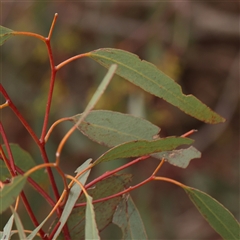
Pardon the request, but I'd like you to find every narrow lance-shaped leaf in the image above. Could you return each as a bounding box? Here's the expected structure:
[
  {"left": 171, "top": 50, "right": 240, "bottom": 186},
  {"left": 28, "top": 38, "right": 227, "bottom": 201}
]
[
  {"left": 85, "top": 194, "right": 100, "bottom": 240},
  {"left": 27, "top": 159, "right": 92, "bottom": 240},
  {"left": 51, "top": 159, "right": 92, "bottom": 240},
  {"left": 1, "top": 215, "right": 14, "bottom": 240},
  {"left": 0, "top": 26, "right": 14, "bottom": 45},
  {"left": 0, "top": 175, "right": 27, "bottom": 214},
  {"left": 183, "top": 186, "right": 240, "bottom": 240},
  {"left": 88, "top": 48, "right": 225, "bottom": 124},
  {"left": 11, "top": 206, "right": 26, "bottom": 240},
  {"left": 74, "top": 64, "right": 117, "bottom": 130},
  {"left": 113, "top": 195, "right": 148, "bottom": 240},
  {"left": 93, "top": 137, "right": 193, "bottom": 166}
]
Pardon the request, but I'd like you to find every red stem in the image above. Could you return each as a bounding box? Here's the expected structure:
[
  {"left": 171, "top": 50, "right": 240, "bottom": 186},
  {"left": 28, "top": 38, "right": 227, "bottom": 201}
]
[
  {"left": 76, "top": 175, "right": 153, "bottom": 208},
  {"left": 85, "top": 155, "right": 150, "bottom": 190},
  {"left": 20, "top": 191, "right": 48, "bottom": 239},
  {"left": 40, "top": 23, "right": 71, "bottom": 240},
  {"left": 0, "top": 124, "right": 47, "bottom": 238},
  {"left": 1, "top": 15, "right": 72, "bottom": 239},
  {"left": 73, "top": 155, "right": 151, "bottom": 208},
  {"left": 0, "top": 84, "right": 39, "bottom": 144},
  {"left": 16, "top": 166, "right": 55, "bottom": 207},
  {"left": 37, "top": 38, "right": 71, "bottom": 239},
  {"left": 0, "top": 147, "right": 14, "bottom": 177},
  {"left": 36, "top": 38, "right": 63, "bottom": 208},
  {"left": 1, "top": 83, "right": 61, "bottom": 204},
  {"left": 40, "top": 39, "right": 56, "bottom": 143},
  {"left": 0, "top": 123, "right": 16, "bottom": 172},
  {"left": 48, "top": 222, "right": 61, "bottom": 240}
]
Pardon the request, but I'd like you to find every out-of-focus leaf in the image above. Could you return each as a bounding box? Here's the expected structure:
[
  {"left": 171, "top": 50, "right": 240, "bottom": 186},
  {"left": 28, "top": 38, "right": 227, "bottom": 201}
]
[
  {"left": 11, "top": 206, "right": 26, "bottom": 239},
  {"left": 67, "top": 174, "right": 132, "bottom": 239},
  {"left": 1, "top": 144, "right": 49, "bottom": 190},
  {"left": 0, "top": 26, "right": 14, "bottom": 45},
  {"left": 51, "top": 159, "right": 92, "bottom": 240},
  {"left": 0, "top": 175, "right": 27, "bottom": 213},
  {"left": 72, "top": 110, "right": 160, "bottom": 147},
  {"left": 85, "top": 194, "right": 100, "bottom": 240},
  {"left": 1, "top": 215, "right": 14, "bottom": 240},
  {"left": 113, "top": 195, "right": 148, "bottom": 240},
  {"left": 74, "top": 64, "right": 117, "bottom": 132},
  {"left": 93, "top": 137, "right": 193, "bottom": 166},
  {"left": 88, "top": 48, "right": 225, "bottom": 124},
  {"left": 184, "top": 186, "right": 240, "bottom": 240},
  {"left": 153, "top": 146, "right": 201, "bottom": 168}
]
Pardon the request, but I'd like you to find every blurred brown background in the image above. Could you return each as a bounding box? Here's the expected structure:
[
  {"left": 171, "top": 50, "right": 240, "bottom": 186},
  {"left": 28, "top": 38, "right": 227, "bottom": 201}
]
[{"left": 1, "top": 2, "right": 239, "bottom": 239}]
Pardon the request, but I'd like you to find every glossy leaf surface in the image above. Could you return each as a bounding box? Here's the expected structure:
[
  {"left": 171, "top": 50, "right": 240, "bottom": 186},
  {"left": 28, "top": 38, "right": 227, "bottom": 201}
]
[{"left": 88, "top": 48, "right": 225, "bottom": 124}]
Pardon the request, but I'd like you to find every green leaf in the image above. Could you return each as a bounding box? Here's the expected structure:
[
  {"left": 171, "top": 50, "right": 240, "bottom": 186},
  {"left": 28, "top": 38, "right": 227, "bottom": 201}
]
[
  {"left": 1, "top": 144, "right": 49, "bottom": 190},
  {"left": 0, "top": 175, "right": 27, "bottom": 213},
  {"left": 1, "top": 215, "right": 14, "bottom": 240},
  {"left": 28, "top": 159, "right": 92, "bottom": 240},
  {"left": 183, "top": 186, "right": 240, "bottom": 240},
  {"left": 113, "top": 195, "right": 148, "bottom": 240},
  {"left": 0, "top": 26, "right": 14, "bottom": 45},
  {"left": 153, "top": 146, "right": 201, "bottom": 168},
  {"left": 72, "top": 111, "right": 199, "bottom": 168},
  {"left": 93, "top": 137, "right": 193, "bottom": 166},
  {"left": 11, "top": 206, "right": 26, "bottom": 239},
  {"left": 51, "top": 159, "right": 92, "bottom": 240},
  {"left": 67, "top": 174, "right": 132, "bottom": 239},
  {"left": 88, "top": 48, "right": 225, "bottom": 124},
  {"left": 74, "top": 64, "right": 117, "bottom": 131},
  {"left": 85, "top": 194, "right": 100, "bottom": 240},
  {"left": 72, "top": 110, "right": 160, "bottom": 147}
]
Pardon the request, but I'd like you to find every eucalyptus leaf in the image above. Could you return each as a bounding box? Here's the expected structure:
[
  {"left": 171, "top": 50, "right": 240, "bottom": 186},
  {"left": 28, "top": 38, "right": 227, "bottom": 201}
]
[
  {"left": 51, "top": 159, "right": 92, "bottom": 239},
  {"left": 1, "top": 144, "right": 49, "bottom": 190},
  {"left": 74, "top": 64, "right": 117, "bottom": 130},
  {"left": 113, "top": 195, "right": 148, "bottom": 240},
  {"left": 1, "top": 215, "right": 14, "bottom": 240},
  {"left": 0, "top": 25, "right": 14, "bottom": 45},
  {"left": 72, "top": 110, "right": 160, "bottom": 147},
  {"left": 93, "top": 137, "right": 193, "bottom": 166},
  {"left": 0, "top": 175, "right": 27, "bottom": 214},
  {"left": 67, "top": 174, "right": 132, "bottom": 239},
  {"left": 11, "top": 206, "right": 26, "bottom": 239},
  {"left": 88, "top": 48, "right": 225, "bottom": 124},
  {"left": 153, "top": 146, "right": 201, "bottom": 168},
  {"left": 85, "top": 194, "right": 100, "bottom": 240},
  {"left": 184, "top": 186, "right": 240, "bottom": 240}
]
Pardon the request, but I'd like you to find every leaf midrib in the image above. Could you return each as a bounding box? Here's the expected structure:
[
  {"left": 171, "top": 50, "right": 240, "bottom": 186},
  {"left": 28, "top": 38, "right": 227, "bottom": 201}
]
[
  {"left": 190, "top": 189, "right": 238, "bottom": 239},
  {"left": 91, "top": 51, "right": 197, "bottom": 114}
]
